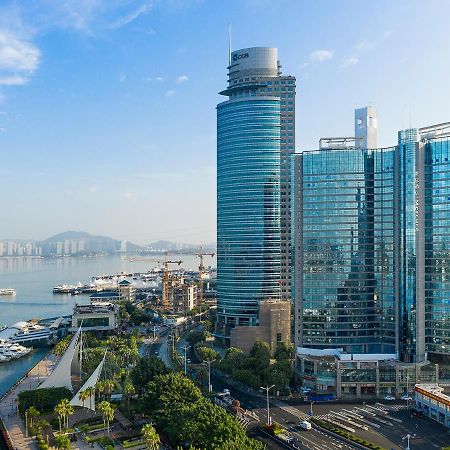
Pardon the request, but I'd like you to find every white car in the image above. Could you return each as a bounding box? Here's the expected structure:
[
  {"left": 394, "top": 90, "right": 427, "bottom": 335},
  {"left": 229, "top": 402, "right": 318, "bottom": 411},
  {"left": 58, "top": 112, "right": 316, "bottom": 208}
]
[
  {"left": 401, "top": 395, "right": 412, "bottom": 401},
  {"left": 384, "top": 395, "right": 396, "bottom": 401}
]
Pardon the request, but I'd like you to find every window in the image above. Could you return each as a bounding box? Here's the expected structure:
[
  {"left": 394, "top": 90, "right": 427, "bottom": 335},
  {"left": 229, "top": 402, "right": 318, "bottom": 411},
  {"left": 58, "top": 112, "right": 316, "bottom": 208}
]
[{"left": 277, "top": 332, "right": 282, "bottom": 342}]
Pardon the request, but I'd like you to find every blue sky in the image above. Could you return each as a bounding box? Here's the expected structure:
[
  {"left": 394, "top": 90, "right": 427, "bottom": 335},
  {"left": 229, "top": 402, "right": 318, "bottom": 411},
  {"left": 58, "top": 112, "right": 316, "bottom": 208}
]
[{"left": 1, "top": 0, "right": 450, "bottom": 244}]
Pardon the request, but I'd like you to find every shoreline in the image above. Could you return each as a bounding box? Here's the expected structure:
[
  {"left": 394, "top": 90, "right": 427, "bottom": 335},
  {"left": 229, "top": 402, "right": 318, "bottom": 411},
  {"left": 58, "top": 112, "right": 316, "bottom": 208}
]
[{"left": 0, "top": 350, "right": 54, "bottom": 450}]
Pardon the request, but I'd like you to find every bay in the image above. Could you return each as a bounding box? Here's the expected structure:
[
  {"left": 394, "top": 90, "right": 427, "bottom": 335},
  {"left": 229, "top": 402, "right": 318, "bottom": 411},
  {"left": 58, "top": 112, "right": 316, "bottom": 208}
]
[
  {"left": 0, "top": 253, "right": 216, "bottom": 398},
  {"left": 0, "top": 254, "right": 216, "bottom": 327}
]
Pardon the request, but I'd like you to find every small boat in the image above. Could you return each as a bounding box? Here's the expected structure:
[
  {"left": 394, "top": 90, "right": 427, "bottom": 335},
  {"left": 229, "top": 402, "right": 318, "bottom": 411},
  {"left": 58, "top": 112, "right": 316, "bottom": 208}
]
[{"left": 0, "top": 288, "right": 16, "bottom": 296}]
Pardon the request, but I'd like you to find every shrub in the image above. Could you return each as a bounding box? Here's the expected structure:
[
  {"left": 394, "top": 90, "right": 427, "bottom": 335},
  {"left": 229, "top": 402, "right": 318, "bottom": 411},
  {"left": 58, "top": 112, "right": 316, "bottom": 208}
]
[{"left": 18, "top": 387, "right": 72, "bottom": 414}]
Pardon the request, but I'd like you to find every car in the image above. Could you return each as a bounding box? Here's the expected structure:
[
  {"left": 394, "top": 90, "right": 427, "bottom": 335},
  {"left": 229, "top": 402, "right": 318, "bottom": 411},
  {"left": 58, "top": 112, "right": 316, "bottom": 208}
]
[
  {"left": 299, "top": 420, "right": 312, "bottom": 431},
  {"left": 401, "top": 395, "right": 412, "bottom": 401},
  {"left": 300, "top": 387, "right": 312, "bottom": 393},
  {"left": 384, "top": 395, "right": 396, "bottom": 401}
]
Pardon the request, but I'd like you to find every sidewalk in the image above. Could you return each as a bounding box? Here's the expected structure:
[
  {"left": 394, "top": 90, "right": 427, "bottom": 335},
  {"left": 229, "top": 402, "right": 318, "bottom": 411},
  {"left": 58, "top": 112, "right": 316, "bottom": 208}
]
[{"left": 0, "top": 353, "right": 56, "bottom": 450}]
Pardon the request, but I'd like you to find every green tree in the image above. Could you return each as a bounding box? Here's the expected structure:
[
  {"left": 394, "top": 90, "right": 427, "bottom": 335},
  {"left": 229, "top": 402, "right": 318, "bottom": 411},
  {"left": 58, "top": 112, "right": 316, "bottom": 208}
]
[
  {"left": 78, "top": 389, "right": 90, "bottom": 410},
  {"left": 97, "top": 400, "right": 111, "bottom": 431},
  {"left": 196, "top": 346, "right": 219, "bottom": 363},
  {"left": 54, "top": 434, "right": 71, "bottom": 450},
  {"left": 274, "top": 342, "right": 294, "bottom": 361},
  {"left": 141, "top": 423, "right": 160, "bottom": 450},
  {"left": 26, "top": 406, "right": 40, "bottom": 429},
  {"left": 123, "top": 381, "right": 136, "bottom": 416},
  {"left": 250, "top": 340, "right": 271, "bottom": 368},
  {"left": 185, "top": 330, "right": 208, "bottom": 346},
  {"left": 53, "top": 401, "right": 65, "bottom": 433},
  {"left": 85, "top": 386, "right": 95, "bottom": 410},
  {"left": 131, "top": 356, "right": 168, "bottom": 396}
]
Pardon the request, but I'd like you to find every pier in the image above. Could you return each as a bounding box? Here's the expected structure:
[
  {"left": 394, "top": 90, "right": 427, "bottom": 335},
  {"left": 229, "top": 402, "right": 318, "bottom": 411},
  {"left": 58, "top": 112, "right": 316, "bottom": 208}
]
[{"left": 0, "top": 353, "right": 56, "bottom": 449}]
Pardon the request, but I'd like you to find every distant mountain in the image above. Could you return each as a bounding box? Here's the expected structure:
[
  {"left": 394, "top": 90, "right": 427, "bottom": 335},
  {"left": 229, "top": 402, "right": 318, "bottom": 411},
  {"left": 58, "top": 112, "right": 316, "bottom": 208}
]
[
  {"left": 40, "top": 231, "right": 141, "bottom": 256},
  {"left": 44, "top": 231, "right": 116, "bottom": 243}
]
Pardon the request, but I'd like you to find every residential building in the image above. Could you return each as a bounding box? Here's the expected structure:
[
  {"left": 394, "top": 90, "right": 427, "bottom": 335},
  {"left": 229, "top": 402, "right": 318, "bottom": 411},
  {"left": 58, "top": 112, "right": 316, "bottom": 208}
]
[
  {"left": 216, "top": 46, "right": 295, "bottom": 345},
  {"left": 118, "top": 279, "right": 135, "bottom": 302}
]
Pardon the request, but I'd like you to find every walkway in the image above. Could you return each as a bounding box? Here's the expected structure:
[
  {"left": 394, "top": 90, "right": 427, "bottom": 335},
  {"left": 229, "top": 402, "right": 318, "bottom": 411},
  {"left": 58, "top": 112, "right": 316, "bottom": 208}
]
[{"left": 0, "top": 353, "right": 56, "bottom": 450}]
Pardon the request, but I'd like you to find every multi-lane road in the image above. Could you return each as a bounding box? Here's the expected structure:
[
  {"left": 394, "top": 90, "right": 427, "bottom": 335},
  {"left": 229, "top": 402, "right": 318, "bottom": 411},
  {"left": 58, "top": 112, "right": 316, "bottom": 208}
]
[{"left": 140, "top": 327, "right": 450, "bottom": 450}]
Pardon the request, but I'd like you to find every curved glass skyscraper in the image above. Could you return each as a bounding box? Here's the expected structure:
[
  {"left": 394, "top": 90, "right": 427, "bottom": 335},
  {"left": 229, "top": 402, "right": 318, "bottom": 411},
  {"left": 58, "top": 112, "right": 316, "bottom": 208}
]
[{"left": 216, "top": 47, "right": 292, "bottom": 340}]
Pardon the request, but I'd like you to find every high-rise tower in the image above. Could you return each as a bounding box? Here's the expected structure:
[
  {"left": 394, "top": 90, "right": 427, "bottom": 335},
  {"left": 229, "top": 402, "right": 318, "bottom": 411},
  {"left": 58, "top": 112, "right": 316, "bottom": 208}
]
[{"left": 216, "top": 47, "right": 295, "bottom": 343}]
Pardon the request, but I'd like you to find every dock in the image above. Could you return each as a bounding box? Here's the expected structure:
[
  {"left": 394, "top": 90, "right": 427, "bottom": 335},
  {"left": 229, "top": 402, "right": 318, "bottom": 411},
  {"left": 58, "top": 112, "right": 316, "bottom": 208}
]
[{"left": 0, "top": 353, "right": 56, "bottom": 449}]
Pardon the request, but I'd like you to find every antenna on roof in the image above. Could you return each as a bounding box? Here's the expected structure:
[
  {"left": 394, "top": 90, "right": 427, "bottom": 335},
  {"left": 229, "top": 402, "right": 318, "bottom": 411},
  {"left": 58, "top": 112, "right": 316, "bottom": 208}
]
[{"left": 228, "top": 22, "right": 232, "bottom": 66}]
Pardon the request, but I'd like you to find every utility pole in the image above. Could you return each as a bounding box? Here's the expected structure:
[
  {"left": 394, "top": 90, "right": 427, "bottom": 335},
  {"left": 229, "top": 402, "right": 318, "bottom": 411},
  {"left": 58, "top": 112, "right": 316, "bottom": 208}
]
[
  {"left": 260, "top": 385, "right": 275, "bottom": 426},
  {"left": 310, "top": 400, "right": 315, "bottom": 417},
  {"left": 402, "top": 433, "right": 416, "bottom": 450},
  {"left": 181, "top": 345, "right": 190, "bottom": 375}
]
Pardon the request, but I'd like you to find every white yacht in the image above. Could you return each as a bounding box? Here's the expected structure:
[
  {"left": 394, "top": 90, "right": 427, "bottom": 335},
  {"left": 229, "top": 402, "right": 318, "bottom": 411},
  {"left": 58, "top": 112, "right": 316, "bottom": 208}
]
[
  {"left": 0, "top": 340, "right": 31, "bottom": 361},
  {"left": 0, "top": 288, "right": 16, "bottom": 296}
]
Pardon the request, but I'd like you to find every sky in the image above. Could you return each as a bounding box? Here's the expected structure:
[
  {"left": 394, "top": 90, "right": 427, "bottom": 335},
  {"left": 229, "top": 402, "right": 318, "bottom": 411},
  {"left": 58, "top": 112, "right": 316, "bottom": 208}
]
[{"left": 1, "top": 0, "right": 450, "bottom": 245}]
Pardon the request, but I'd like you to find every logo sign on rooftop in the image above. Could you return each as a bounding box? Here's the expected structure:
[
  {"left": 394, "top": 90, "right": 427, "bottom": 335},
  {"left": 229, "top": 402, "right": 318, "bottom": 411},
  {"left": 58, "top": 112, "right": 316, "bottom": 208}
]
[{"left": 233, "top": 52, "right": 249, "bottom": 62}]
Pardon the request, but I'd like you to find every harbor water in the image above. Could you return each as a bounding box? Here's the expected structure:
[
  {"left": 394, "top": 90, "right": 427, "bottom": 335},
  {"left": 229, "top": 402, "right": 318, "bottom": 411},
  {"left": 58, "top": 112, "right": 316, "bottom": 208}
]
[{"left": 0, "top": 254, "right": 216, "bottom": 399}]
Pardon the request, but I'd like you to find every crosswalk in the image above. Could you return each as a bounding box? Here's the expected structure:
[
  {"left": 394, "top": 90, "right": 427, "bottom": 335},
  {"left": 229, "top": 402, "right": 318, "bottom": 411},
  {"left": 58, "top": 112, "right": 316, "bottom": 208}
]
[{"left": 272, "top": 400, "right": 310, "bottom": 420}]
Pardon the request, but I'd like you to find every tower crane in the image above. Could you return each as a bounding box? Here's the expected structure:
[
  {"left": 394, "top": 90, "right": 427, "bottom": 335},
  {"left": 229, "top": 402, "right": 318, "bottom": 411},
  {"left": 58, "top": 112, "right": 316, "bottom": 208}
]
[
  {"left": 194, "top": 247, "right": 215, "bottom": 306},
  {"left": 128, "top": 253, "right": 182, "bottom": 309}
]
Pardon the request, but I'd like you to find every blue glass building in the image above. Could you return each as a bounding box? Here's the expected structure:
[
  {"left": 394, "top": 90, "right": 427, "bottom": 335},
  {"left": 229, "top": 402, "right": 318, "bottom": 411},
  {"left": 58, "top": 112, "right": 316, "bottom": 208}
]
[
  {"left": 216, "top": 47, "right": 295, "bottom": 340},
  {"left": 292, "top": 114, "right": 450, "bottom": 363}
]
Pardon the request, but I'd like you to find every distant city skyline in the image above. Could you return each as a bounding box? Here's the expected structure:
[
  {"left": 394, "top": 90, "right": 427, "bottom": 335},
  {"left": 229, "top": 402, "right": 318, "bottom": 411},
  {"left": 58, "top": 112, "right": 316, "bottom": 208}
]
[{"left": 1, "top": 0, "right": 450, "bottom": 242}]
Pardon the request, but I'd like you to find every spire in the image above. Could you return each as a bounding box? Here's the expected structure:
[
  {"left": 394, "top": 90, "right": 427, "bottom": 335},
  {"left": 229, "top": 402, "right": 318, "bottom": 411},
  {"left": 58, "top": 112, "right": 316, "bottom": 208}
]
[{"left": 228, "top": 23, "right": 232, "bottom": 66}]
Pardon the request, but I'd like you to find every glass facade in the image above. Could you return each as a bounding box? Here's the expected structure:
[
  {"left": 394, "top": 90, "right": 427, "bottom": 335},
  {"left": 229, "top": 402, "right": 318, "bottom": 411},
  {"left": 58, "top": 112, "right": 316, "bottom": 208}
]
[
  {"left": 294, "top": 148, "right": 396, "bottom": 354},
  {"left": 216, "top": 97, "right": 281, "bottom": 333},
  {"left": 424, "top": 138, "right": 450, "bottom": 356},
  {"left": 292, "top": 130, "right": 450, "bottom": 362}
]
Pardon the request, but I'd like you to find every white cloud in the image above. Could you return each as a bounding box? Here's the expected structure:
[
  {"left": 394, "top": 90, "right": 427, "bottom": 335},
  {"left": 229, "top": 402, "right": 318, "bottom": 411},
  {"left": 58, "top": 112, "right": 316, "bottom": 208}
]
[
  {"left": 0, "top": 75, "right": 29, "bottom": 85},
  {"left": 176, "top": 74, "right": 188, "bottom": 83},
  {"left": 118, "top": 72, "right": 126, "bottom": 82},
  {"left": 0, "top": 30, "right": 40, "bottom": 72},
  {"left": 109, "top": 2, "right": 153, "bottom": 30},
  {"left": 146, "top": 27, "right": 156, "bottom": 35},
  {"left": 155, "top": 76, "right": 164, "bottom": 82},
  {"left": 341, "top": 56, "right": 358, "bottom": 68},
  {"left": 89, "top": 185, "right": 98, "bottom": 193},
  {"left": 165, "top": 89, "right": 175, "bottom": 97},
  {"left": 0, "top": 127, "right": 5, "bottom": 132},
  {"left": 309, "top": 49, "right": 333, "bottom": 63},
  {"left": 123, "top": 191, "right": 137, "bottom": 201}
]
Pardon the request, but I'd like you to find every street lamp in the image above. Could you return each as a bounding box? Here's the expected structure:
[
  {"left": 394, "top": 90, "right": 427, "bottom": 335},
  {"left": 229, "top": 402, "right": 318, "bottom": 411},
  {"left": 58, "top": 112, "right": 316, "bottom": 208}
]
[
  {"left": 402, "top": 433, "right": 416, "bottom": 450},
  {"left": 310, "top": 400, "right": 315, "bottom": 417},
  {"left": 203, "top": 359, "right": 216, "bottom": 393},
  {"left": 260, "top": 385, "right": 275, "bottom": 426},
  {"left": 181, "top": 344, "right": 190, "bottom": 375}
]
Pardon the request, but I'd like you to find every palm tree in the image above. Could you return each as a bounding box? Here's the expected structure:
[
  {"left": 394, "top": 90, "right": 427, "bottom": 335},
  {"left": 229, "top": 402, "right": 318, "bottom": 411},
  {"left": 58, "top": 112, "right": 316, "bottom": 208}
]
[
  {"left": 103, "top": 379, "right": 115, "bottom": 399},
  {"left": 123, "top": 381, "right": 135, "bottom": 416},
  {"left": 97, "top": 401, "right": 110, "bottom": 431},
  {"left": 54, "top": 401, "right": 65, "bottom": 433},
  {"left": 65, "top": 402, "right": 74, "bottom": 429},
  {"left": 141, "top": 423, "right": 160, "bottom": 450},
  {"left": 105, "top": 405, "right": 115, "bottom": 435},
  {"left": 96, "top": 380, "right": 105, "bottom": 400},
  {"left": 85, "top": 386, "right": 95, "bottom": 410},
  {"left": 26, "top": 406, "right": 40, "bottom": 429},
  {"left": 78, "top": 389, "right": 90, "bottom": 410}
]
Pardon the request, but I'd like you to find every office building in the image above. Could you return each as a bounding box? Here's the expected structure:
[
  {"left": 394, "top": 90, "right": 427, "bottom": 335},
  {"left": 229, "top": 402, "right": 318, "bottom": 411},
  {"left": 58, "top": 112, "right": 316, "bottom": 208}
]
[
  {"left": 291, "top": 109, "right": 450, "bottom": 396},
  {"left": 216, "top": 46, "right": 295, "bottom": 343}
]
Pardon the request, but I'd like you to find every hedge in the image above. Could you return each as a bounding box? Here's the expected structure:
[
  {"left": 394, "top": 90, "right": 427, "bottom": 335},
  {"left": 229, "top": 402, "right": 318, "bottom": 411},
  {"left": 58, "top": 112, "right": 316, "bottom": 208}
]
[{"left": 18, "top": 387, "right": 72, "bottom": 414}]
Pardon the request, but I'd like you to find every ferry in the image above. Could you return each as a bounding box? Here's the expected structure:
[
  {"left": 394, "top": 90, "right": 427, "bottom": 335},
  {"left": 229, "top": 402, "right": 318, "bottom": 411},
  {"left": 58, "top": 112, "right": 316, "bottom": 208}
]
[{"left": 0, "top": 288, "right": 16, "bottom": 296}]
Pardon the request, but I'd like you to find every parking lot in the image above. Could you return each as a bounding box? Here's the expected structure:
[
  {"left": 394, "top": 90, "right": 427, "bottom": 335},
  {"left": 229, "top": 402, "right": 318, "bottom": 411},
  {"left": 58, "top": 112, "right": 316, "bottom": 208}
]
[{"left": 310, "top": 402, "right": 450, "bottom": 449}]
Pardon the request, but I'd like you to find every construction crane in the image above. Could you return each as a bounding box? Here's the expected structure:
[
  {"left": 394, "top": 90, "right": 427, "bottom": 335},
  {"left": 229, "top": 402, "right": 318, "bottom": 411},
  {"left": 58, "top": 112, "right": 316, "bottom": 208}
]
[
  {"left": 128, "top": 253, "right": 182, "bottom": 309},
  {"left": 194, "top": 247, "right": 215, "bottom": 306}
]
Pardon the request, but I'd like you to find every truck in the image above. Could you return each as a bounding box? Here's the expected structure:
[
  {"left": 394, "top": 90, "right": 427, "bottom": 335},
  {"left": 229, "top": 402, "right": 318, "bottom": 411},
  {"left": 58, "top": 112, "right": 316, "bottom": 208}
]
[{"left": 299, "top": 420, "right": 312, "bottom": 431}]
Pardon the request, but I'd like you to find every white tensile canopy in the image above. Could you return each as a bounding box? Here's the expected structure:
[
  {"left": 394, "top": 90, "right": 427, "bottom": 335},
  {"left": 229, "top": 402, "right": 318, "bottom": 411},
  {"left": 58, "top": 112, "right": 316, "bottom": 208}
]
[
  {"left": 38, "top": 326, "right": 81, "bottom": 392},
  {"left": 70, "top": 351, "right": 106, "bottom": 411}
]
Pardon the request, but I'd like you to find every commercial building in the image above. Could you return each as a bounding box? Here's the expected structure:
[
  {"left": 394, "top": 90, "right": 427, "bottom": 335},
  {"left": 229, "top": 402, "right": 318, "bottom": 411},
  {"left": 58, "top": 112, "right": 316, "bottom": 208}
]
[
  {"left": 414, "top": 384, "right": 450, "bottom": 428},
  {"left": 230, "top": 299, "right": 291, "bottom": 355},
  {"left": 71, "top": 301, "right": 120, "bottom": 331},
  {"left": 291, "top": 109, "right": 450, "bottom": 397},
  {"left": 216, "top": 46, "right": 295, "bottom": 344}
]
